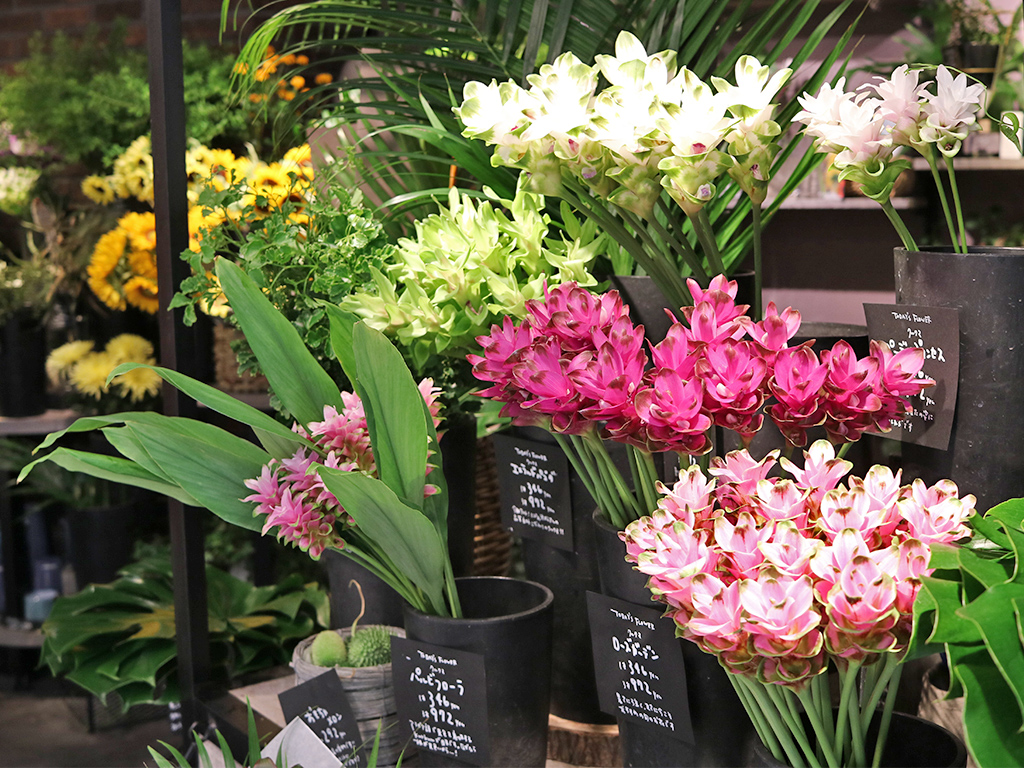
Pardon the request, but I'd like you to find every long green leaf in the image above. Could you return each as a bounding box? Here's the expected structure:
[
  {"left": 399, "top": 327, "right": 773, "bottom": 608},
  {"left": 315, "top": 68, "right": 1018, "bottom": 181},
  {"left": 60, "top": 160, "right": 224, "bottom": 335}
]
[
  {"left": 216, "top": 258, "right": 342, "bottom": 425},
  {"left": 351, "top": 322, "right": 428, "bottom": 511},
  {"left": 316, "top": 466, "right": 448, "bottom": 615},
  {"left": 958, "top": 659, "right": 1024, "bottom": 767}
]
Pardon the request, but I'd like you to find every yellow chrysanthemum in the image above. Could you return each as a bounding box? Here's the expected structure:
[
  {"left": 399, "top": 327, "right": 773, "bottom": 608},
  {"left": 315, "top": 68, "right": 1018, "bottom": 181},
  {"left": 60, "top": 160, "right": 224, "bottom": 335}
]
[
  {"left": 128, "top": 248, "right": 157, "bottom": 280},
  {"left": 88, "top": 228, "right": 127, "bottom": 280},
  {"left": 187, "top": 206, "right": 226, "bottom": 252},
  {"left": 69, "top": 351, "right": 118, "bottom": 399},
  {"left": 105, "top": 333, "right": 154, "bottom": 365},
  {"left": 314, "top": 72, "right": 333, "bottom": 86},
  {"left": 113, "top": 364, "right": 162, "bottom": 403},
  {"left": 124, "top": 276, "right": 159, "bottom": 314},
  {"left": 124, "top": 168, "right": 154, "bottom": 204},
  {"left": 119, "top": 211, "right": 157, "bottom": 255},
  {"left": 81, "top": 175, "right": 115, "bottom": 205},
  {"left": 46, "top": 340, "right": 95, "bottom": 382},
  {"left": 89, "top": 275, "right": 127, "bottom": 311}
]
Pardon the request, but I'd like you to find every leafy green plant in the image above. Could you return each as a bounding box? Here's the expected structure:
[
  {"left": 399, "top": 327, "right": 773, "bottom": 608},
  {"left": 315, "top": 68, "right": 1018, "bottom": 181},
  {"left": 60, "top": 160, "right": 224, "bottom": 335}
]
[
  {"left": 0, "top": 23, "right": 263, "bottom": 171},
  {"left": 40, "top": 556, "right": 328, "bottom": 712},
  {"left": 173, "top": 165, "right": 393, "bottom": 391},
  {"left": 911, "top": 498, "right": 1024, "bottom": 767},
  {"left": 223, "top": 0, "right": 859, "bottom": 289},
  {"left": 23, "top": 258, "right": 463, "bottom": 618},
  {"left": 0, "top": 253, "right": 58, "bottom": 324}
]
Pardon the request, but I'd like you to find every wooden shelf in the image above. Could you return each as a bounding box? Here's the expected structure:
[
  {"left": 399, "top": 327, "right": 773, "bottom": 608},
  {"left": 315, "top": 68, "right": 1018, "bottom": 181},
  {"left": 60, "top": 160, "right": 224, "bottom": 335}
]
[
  {"left": 911, "top": 157, "right": 1024, "bottom": 171},
  {"left": 0, "top": 621, "right": 44, "bottom": 648},
  {"left": 0, "top": 409, "right": 77, "bottom": 437},
  {"left": 777, "top": 196, "right": 924, "bottom": 210}
]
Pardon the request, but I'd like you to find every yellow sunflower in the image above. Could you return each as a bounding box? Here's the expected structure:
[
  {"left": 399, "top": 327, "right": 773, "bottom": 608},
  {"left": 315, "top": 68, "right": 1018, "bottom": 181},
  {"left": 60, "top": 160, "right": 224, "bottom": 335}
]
[
  {"left": 113, "top": 363, "right": 162, "bottom": 403},
  {"left": 81, "top": 175, "right": 115, "bottom": 205},
  {"left": 105, "top": 333, "right": 154, "bottom": 365},
  {"left": 89, "top": 229, "right": 127, "bottom": 280},
  {"left": 69, "top": 351, "right": 118, "bottom": 399},
  {"left": 124, "top": 275, "right": 159, "bottom": 314},
  {"left": 46, "top": 340, "right": 95, "bottom": 383},
  {"left": 119, "top": 211, "right": 157, "bottom": 255}
]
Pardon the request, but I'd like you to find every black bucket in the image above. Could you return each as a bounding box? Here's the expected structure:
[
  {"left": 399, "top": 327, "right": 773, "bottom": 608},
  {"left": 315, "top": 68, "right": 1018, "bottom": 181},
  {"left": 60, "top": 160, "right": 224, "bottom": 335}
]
[
  {"left": 440, "top": 413, "right": 477, "bottom": 578},
  {"left": 321, "top": 549, "right": 406, "bottom": 630},
  {"left": 592, "top": 512, "right": 754, "bottom": 768},
  {"left": 0, "top": 309, "right": 48, "bottom": 418},
  {"left": 403, "top": 576, "right": 554, "bottom": 767},
  {"left": 895, "top": 246, "right": 1024, "bottom": 513}
]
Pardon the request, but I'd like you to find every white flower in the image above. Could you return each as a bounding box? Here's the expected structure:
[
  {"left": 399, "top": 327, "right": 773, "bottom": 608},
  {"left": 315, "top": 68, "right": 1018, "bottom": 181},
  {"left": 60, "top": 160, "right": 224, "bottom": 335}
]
[
  {"left": 520, "top": 52, "right": 598, "bottom": 143},
  {"left": 712, "top": 55, "right": 792, "bottom": 120},
  {"left": 866, "top": 65, "right": 926, "bottom": 147},
  {"left": 919, "top": 66, "right": 987, "bottom": 157},
  {"left": 594, "top": 31, "right": 680, "bottom": 102},
  {"left": 794, "top": 78, "right": 855, "bottom": 150},
  {"left": 657, "top": 69, "right": 733, "bottom": 158},
  {"left": 455, "top": 79, "right": 537, "bottom": 145}
]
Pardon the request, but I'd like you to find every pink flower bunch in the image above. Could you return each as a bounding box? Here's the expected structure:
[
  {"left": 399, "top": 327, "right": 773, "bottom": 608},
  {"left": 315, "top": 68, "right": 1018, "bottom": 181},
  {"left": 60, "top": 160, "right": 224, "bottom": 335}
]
[
  {"left": 243, "top": 380, "right": 443, "bottom": 558},
  {"left": 621, "top": 442, "right": 976, "bottom": 687},
  {"left": 470, "top": 278, "right": 933, "bottom": 452}
]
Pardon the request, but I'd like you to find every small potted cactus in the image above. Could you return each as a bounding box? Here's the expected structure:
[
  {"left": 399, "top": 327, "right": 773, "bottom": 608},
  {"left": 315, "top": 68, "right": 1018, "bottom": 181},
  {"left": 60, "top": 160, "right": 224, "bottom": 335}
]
[{"left": 291, "top": 582, "right": 405, "bottom": 767}]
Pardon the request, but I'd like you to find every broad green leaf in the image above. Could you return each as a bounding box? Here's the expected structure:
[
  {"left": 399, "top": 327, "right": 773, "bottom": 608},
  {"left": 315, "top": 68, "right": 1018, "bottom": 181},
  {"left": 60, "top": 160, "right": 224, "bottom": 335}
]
[
  {"left": 958, "top": 658, "right": 1024, "bottom": 768},
  {"left": 958, "top": 584, "right": 1024, "bottom": 722},
  {"left": 352, "top": 322, "right": 428, "bottom": 511},
  {"left": 20, "top": 448, "right": 200, "bottom": 507},
  {"left": 988, "top": 497, "right": 1024, "bottom": 532},
  {"left": 324, "top": 303, "right": 359, "bottom": 385},
  {"left": 108, "top": 362, "right": 317, "bottom": 456},
  {"left": 920, "top": 575, "right": 982, "bottom": 645},
  {"left": 216, "top": 258, "right": 342, "bottom": 425},
  {"left": 317, "top": 465, "right": 448, "bottom": 615},
  {"left": 121, "top": 418, "right": 269, "bottom": 531},
  {"left": 30, "top": 410, "right": 168, "bottom": 454},
  {"left": 958, "top": 545, "right": 1014, "bottom": 589},
  {"left": 928, "top": 542, "right": 962, "bottom": 571}
]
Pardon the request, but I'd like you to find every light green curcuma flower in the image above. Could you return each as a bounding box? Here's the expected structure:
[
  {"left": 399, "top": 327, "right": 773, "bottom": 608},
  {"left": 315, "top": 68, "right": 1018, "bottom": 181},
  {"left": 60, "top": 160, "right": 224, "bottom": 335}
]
[{"left": 341, "top": 185, "right": 603, "bottom": 373}]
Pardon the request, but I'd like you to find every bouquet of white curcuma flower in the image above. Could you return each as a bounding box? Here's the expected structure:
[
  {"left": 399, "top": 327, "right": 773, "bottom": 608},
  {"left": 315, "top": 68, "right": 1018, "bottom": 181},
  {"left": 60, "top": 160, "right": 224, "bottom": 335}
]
[
  {"left": 795, "top": 64, "right": 1021, "bottom": 254},
  {"left": 454, "top": 31, "right": 803, "bottom": 318}
]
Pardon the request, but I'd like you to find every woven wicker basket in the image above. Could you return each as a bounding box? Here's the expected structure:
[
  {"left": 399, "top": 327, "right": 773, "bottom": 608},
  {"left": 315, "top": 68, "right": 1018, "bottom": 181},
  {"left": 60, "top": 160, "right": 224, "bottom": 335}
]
[{"left": 291, "top": 626, "right": 406, "bottom": 767}]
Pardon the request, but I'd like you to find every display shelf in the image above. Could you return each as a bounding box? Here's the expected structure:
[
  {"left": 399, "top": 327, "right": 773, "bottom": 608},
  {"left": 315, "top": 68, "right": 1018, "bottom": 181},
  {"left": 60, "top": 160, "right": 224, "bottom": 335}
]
[
  {"left": 0, "top": 409, "right": 77, "bottom": 437},
  {"left": 911, "top": 157, "right": 1024, "bottom": 171},
  {"left": 0, "top": 620, "right": 44, "bottom": 648},
  {"left": 778, "top": 196, "right": 925, "bottom": 210}
]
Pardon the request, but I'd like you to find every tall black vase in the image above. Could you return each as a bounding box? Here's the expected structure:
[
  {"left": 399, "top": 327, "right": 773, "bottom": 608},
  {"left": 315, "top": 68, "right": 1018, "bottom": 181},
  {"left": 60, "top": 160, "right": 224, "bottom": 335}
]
[
  {"left": 321, "top": 548, "right": 406, "bottom": 630},
  {"left": 403, "top": 576, "right": 554, "bottom": 768},
  {"left": 0, "top": 308, "right": 48, "bottom": 417},
  {"left": 440, "top": 413, "right": 477, "bottom": 578},
  {"left": 894, "top": 246, "right": 1024, "bottom": 513},
  {"left": 592, "top": 512, "right": 754, "bottom": 768}
]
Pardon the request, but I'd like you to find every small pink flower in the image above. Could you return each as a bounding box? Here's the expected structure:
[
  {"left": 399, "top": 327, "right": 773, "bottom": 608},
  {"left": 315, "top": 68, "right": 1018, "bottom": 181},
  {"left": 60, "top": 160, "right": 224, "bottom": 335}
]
[
  {"left": 753, "top": 478, "right": 812, "bottom": 526},
  {"left": 658, "top": 464, "right": 717, "bottom": 528},
  {"left": 525, "top": 282, "right": 631, "bottom": 352},
  {"left": 695, "top": 339, "right": 768, "bottom": 442},
  {"left": 780, "top": 439, "right": 852, "bottom": 507},
  {"left": 633, "top": 370, "right": 713, "bottom": 454},
  {"left": 649, "top": 323, "right": 699, "bottom": 378},
  {"left": 709, "top": 448, "right": 779, "bottom": 510},
  {"left": 759, "top": 519, "right": 823, "bottom": 577},
  {"left": 768, "top": 346, "right": 828, "bottom": 446},
  {"left": 897, "top": 479, "right": 975, "bottom": 544},
  {"left": 715, "top": 511, "right": 772, "bottom": 578},
  {"left": 817, "top": 486, "right": 889, "bottom": 542},
  {"left": 748, "top": 302, "right": 802, "bottom": 365},
  {"left": 739, "top": 572, "right": 823, "bottom": 657},
  {"left": 682, "top": 275, "right": 749, "bottom": 328}
]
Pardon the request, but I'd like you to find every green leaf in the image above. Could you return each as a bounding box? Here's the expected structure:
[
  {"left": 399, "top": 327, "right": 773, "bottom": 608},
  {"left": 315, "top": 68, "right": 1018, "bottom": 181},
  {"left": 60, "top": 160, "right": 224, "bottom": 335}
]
[
  {"left": 316, "top": 466, "right": 448, "bottom": 616},
  {"left": 324, "top": 303, "right": 359, "bottom": 385},
  {"left": 351, "top": 322, "right": 428, "bottom": 511},
  {"left": 216, "top": 258, "right": 342, "bottom": 425},
  {"left": 920, "top": 575, "right": 981, "bottom": 645},
  {"left": 959, "top": 545, "right": 1014, "bottom": 589},
  {"left": 958, "top": 657, "right": 1024, "bottom": 767},
  {"left": 108, "top": 362, "right": 317, "bottom": 456},
  {"left": 120, "top": 418, "right": 270, "bottom": 531},
  {"left": 957, "top": 584, "right": 1024, "bottom": 723}
]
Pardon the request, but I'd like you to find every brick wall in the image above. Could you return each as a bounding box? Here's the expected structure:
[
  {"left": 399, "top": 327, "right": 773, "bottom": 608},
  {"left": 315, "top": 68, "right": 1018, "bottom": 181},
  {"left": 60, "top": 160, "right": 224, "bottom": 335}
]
[{"left": 0, "top": 0, "right": 251, "bottom": 71}]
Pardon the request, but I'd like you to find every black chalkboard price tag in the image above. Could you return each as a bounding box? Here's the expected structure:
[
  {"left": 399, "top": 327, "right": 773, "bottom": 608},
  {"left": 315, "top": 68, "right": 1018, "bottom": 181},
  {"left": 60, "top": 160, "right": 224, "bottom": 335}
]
[
  {"left": 586, "top": 591, "right": 694, "bottom": 743},
  {"left": 864, "top": 303, "right": 959, "bottom": 450},
  {"left": 391, "top": 635, "right": 490, "bottom": 766},
  {"left": 492, "top": 434, "right": 574, "bottom": 552},
  {"left": 278, "top": 670, "right": 366, "bottom": 768}
]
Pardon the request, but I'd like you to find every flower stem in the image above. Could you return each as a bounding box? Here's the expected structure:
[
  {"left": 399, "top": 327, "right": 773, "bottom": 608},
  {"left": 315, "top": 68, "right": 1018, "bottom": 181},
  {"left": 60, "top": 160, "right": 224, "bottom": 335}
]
[
  {"left": 645, "top": 210, "right": 709, "bottom": 287},
  {"left": 943, "top": 155, "right": 968, "bottom": 254},
  {"left": 880, "top": 200, "right": 919, "bottom": 251},
  {"left": 620, "top": 208, "right": 696, "bottom": 303},
  {"left": 925, "top": 152, "right": 960, "bottom": 252},
  {"left": 834, "top": 659, "right": 863, "bottom": 766},
  {"left": 691, "top": 208, "right": 727, "bottom": 277},
  {"left": 871, "top": 661, "right": 903, "bottom": 768},
  {"left": 751, "top": 203, "right": 764, "bottom": 321},
  {"left": 766, "top": 683, "right": 821, "bottom": 768},
  {"left": 845, "top": 662, "right": 867, "bottom": 768},
  {"left": 797, "top": 685, "right": 840, "bottom": 768},
  {"left": 554, "top": 432, "right": 625, "bottom": 529},
  {"left": 585, "top": 433, "right": 643, "bottom": 523},
  {"left": 740, "top": 677, "right": 810, "bottom": 768},
  {"left": 730, "top": 672, "right": 783, "bottom": 762}
]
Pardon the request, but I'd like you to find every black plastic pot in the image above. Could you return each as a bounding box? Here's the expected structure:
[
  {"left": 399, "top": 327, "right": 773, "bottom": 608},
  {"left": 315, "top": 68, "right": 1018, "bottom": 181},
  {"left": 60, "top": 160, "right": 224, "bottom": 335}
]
[
  {"left": 440, "top": 412, "right": 477, "bottom": 578},
  {"left": 61, "top": 499, "right": 142, "bottom": 587},
  {"left": 0, "top": 308, "right": 48, "bottom": 417},
  {"left": 895, "top": 246, "right": 1024, "bottom": 513},
  {"left": 403, "top": 576, "right": 554, "bottom": 767},
  {"left": 749, "top": 710, "right": 967, "bottom": 768},
  {"left": 321, "top": 548, "right": 406, "bottom": 630},
  {"left": 593, "top": 512, "right": 754, "bottom": 768}
]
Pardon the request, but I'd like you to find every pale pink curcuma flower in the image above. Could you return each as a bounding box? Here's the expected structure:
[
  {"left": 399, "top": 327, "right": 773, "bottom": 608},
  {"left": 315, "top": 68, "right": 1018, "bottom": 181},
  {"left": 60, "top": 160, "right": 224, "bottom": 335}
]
[
  {"left": 898, "top": 478, "right": 976, "bottom": 544},
  {"left": 715, "top": 511, "right": 772, "bottom": 578},
  {"left": 658, "top": 464, "right": 717, "bottom": 528},
  {"left": 920, "top": 65, "right": 987, "bottom": 157},
  {"left": 809, "top": 528, "right": 873, "bottom": 599},
  {"left": 685, "top": 574, "right": 748, "bottom": 654},
  {"left": 872, "top": 537, "right": 932, "bottom": 614},
  {"left": 753, "top": 478, "right": 812, "bottom": 526},
  {"left": 710, "top": 448, "right": 779, "bottom": 510},
  {"left": 823, "top": 556, "right": 900, "bottom": 659},
  {"left": 636, "top": 523, "right": 719, "bottom": 610},
  {"left": 817, "top": 486, "right": 890, "bottom": 542},
  {"left": 780, "top": 439, "right": 853, "bottom": 507},
  {"left": 760, "top": 519, "right": 823, "bottom": 578},
  {"left": 739, "top": 571, "right": 823, "bottom": 656}
]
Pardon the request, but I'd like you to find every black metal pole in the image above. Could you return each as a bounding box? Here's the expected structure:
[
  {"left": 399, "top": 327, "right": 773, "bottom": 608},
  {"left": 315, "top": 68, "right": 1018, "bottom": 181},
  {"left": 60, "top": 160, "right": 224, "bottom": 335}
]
[{"left": 145, "top": 0, "right": 210, "bottom": 743}]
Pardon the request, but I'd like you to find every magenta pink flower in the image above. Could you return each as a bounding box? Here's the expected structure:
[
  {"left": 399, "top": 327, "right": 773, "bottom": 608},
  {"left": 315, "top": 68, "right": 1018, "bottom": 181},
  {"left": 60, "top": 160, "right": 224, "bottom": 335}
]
[
  {"left": 633, "top": 370, "right": 713, "bottom": 454},
  {"left": 695, "top": 339, "right": 768, "bottom": 442},
  {"left": 748, "top": 302, "right": 802, "bottom": 365},
  {"left": 525, "top": 282, "right": 631, "bottom": 352},
  {"left": 649, "top": 323, "right": 699, "bottom": 377},
  {"left": 510, "top": 337, "right": 591, "bottom": 433},
  {"left": 682, "top": 275, "right": 749, "bottom": 328},
  {"left": 768, "top": 346, "right": 828, "bottom": 446}
]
